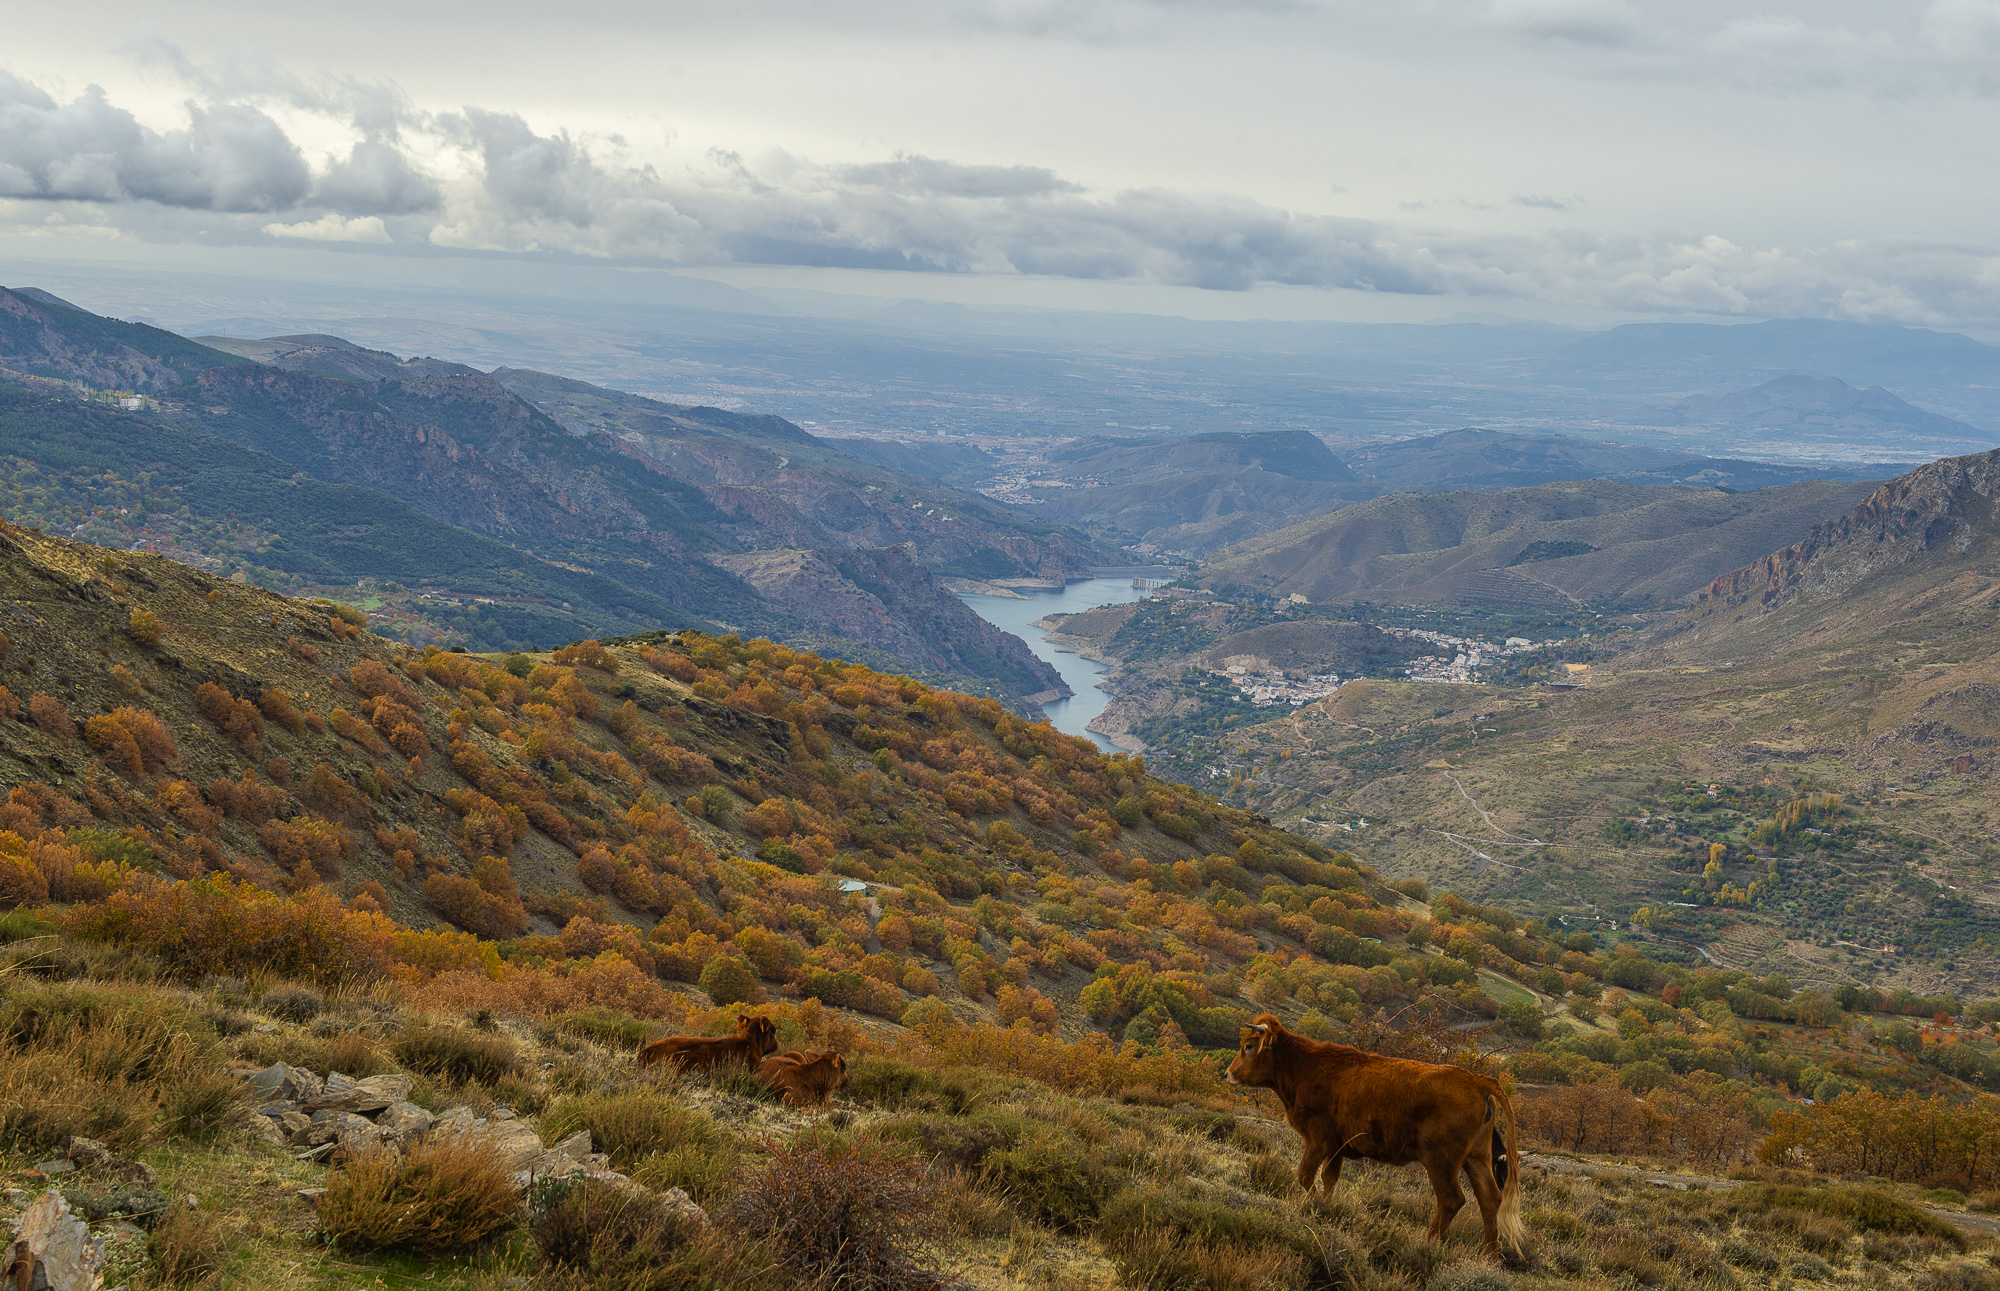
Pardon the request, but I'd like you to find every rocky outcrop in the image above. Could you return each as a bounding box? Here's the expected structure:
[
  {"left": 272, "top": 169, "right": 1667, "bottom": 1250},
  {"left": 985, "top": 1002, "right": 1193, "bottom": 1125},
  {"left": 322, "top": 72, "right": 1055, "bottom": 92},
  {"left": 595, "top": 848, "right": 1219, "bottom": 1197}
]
[{"left": 1699, "top": 447, "right": 2000, "bottom": 611}]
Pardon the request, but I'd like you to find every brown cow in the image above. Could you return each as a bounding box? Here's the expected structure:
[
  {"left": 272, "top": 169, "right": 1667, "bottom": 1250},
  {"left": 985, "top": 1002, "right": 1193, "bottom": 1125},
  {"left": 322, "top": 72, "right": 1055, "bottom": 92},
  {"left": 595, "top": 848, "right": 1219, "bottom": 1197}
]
[
  {"left": 756, "top": 1049, "right": 850, "bottom": 1108},
  {"left": 636, "top": 1014, "right": 779, "bottom": 1073},
  {"left": 1226, "top": 1014, "right": 1524, "bottom": 1259}
]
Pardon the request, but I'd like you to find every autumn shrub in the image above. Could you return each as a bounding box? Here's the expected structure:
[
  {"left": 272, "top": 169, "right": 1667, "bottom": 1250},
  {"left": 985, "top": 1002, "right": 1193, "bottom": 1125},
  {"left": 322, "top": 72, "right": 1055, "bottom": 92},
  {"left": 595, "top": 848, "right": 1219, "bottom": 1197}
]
[
  {"left": 552, "top": 640, "right": 619, "bottom": 672},
  {"left": 329, "top": 708, "right": 386, "bottom": 755},
  {"left": 424, "top": 870, "right": 528, "bottom": 939},
  {"left": 194, "top": 682, "right": 263, "bottom": 752},
  {"left": 28, "top": 694, "right": 75, "bottom": 743},
  {"left": 723, "top": 1142, "right": 952, "bottom": 1291},
  {"left": 318, "top": 1137, "right": 519, "bottom": 1253},
  {"left": 530, "top": 1174, "right": 692, "bottom": 1272},
  {"left": 65, "top": 874, "right": 392, "bottom": 985},
  {"left": 392, "top": 1024, "right": 520, "bottom": 1085},
  {"left": 257, "top": 687, "right": 304, "bottom": 733},
  {"left": 260, "top": 817, "right": 353, "bottom": 883},
  {"left": 126, "top": 608, "right": 163, "bottom": 647},
  {"left": 145, "top": 1198, "right": 237, "bottom": 1286},
  {"left": 542, "top": 1092, "right": 719, "bottom": 1169}
]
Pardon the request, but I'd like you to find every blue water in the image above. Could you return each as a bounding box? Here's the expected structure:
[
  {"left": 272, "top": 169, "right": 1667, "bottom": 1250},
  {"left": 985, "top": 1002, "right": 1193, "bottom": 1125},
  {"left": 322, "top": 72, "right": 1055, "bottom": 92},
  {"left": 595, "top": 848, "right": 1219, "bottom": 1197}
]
[{"left": 958, "top": 578, "right": 1146, "bottom": 752}]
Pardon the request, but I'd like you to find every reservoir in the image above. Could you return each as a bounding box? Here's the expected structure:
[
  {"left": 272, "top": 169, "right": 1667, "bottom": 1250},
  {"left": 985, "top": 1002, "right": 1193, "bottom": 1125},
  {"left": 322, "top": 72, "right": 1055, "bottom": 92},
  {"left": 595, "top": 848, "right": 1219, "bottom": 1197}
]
[{"left": 957, "top": 577, "right": 1148, "bottom": 752}]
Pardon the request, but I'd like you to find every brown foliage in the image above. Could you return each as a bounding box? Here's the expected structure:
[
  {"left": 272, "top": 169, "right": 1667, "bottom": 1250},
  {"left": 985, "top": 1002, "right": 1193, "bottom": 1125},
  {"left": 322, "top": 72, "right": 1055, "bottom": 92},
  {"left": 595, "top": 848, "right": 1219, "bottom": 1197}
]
[
  {"left": 286, "top": 635, "right": 320, "bottom": 663},
  {"left": 28, "top": 694, "right": 75, "bottom": 744},
  {"left": 350, "top": 660, "right": 421, "bottom": 709},
  {"left": 329, "top": 708, "right": 386, "bottom": 755},
  {"left": 260, "top": 816, "right": 354, "bottom": 884},
  {"left": 0, "top": 685, "right": 16, "bottom": 721},
  {"left": 195, "top": 682, "right": 264, "bottom": 752},
  {"left": 85, "top": 706, "right": 176, "bottom": 777},
  {"left": 722, "top": 1143, "right": 950, "bottom": 1290},
  {"left": 552, "top": 640, "right": 620, "bottom": 672},
  {"left": 1763, "top": 1088, "right": 2000, "bottom": 1189},
  {"left": 257, "top": 688, "right": 305, "bottom": 733},
  {"left": 425, "top": 857, "right": 528, "bottom": 938},
  {"left": 207, "top": 769, "right": 287, "bottom": 823},
  {"left": 646, "top": 648, "right": 700, "bottom": 683}
]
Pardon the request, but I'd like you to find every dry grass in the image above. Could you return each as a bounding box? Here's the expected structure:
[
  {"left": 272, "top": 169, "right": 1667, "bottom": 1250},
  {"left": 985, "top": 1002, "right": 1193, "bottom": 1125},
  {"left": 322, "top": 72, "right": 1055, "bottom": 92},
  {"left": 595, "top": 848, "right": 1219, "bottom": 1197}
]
[
  {"left": 722, "top": 1142, "right": 954, "bottom": 1291},
  {"left": 317, "top": 1137, "right": 519, "bottom": 1253}
]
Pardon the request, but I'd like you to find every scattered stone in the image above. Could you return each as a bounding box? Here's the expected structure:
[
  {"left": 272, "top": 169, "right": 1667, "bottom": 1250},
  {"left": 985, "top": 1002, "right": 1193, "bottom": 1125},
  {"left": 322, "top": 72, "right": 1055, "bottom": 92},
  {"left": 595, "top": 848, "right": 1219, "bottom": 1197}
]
[
  {"left": 61, "top": 1140, "right": 112, "bottom": 1170},
  {"left": 252, "top": 1022, "right": 278, "bottom": 1034},
  {"left": 305, "top": 1110, "right": 382, "bottom": 1149},
  {"left": 304, "top": 1073, "right": 411, "bottom": 1115},
  {"left": 93, "top": 1218, "right": 147, "bottom": 1288},
  {"left": 4, "top": 1189, "right": 31, "bottom": 1207},
  {"left": 7, "top": 1190, "right": 106, "bottom": 1291},
  {"left": 293, "top": 1188, "right": 326, "bottom": 1207},
  {"left": 32, "top": 1160, "right": 77, "bottom": 1178},
  {"left": 659, "top": 1187, "right": 708, "bottom": 1228},
  {"left": 239, "top": 1109, "right": 287, "bottom": 1147},
  {"left": 491, "top": 1106, "right": 516, "bottom": 1121},
  {"left": 294, "top": 1143, "right": 338, "bottom": 1164}
]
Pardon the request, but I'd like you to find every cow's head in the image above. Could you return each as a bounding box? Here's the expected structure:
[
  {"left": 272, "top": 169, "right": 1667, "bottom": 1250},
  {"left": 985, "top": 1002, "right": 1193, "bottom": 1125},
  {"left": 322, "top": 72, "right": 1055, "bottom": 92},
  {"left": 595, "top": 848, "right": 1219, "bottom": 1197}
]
[
  {"left": 742, "top": 1014, "right": 779, "bottom": 1056},
  {"left": 1225, "top": 1018, "right": 1281, "bottom": 1088},
  {"left": 823, "top": 1051, "right": 849, "bottom": 1094}
]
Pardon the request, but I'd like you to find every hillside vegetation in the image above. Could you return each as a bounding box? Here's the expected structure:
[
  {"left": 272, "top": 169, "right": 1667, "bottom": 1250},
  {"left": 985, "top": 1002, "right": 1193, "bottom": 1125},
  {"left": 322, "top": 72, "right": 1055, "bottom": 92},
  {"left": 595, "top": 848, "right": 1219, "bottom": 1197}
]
[{"left": 5, "top": 521, "right": 2000, "bottom": 1288}]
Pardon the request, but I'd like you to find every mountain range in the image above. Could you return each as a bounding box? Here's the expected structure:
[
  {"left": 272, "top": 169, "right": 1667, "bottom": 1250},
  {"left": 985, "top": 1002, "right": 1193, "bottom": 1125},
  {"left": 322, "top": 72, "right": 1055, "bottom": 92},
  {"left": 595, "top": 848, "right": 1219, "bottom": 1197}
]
[{"left": 0, "top": 287, "right": 1092, "bottom": 702}]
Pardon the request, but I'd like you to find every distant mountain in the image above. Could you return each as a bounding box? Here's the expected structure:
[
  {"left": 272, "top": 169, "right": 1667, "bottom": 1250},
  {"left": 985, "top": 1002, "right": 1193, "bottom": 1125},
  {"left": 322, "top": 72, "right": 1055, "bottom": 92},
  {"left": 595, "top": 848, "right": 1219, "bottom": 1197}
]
[
  {"left": 1335, "top": 427, "right": 1898, "bottom": 494},
  {"left": 0, "top": 287, "right": 1080, "bottom": 699},
  {"left": 1666, "top": 375, "right": 1990, "bottom": 458},
  {"left": 1197, "top": 478, "right": 1876, "bottom": 610},
  {"left": 824, "top": 436, "right": 997, "bottom": 485},
  {"left": 1698, "top": 446, "right": 2000, "bottom": 616},
  {"left": 1020, "top": 430, "right": 1368, "bottom": 555}
]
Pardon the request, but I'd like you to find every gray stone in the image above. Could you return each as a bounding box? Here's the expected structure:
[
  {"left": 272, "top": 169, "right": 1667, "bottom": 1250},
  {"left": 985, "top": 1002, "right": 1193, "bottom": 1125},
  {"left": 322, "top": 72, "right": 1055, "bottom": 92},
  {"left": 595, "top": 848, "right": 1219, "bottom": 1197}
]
[
  {"left": 434, "top": 1113, "right": 543, "bottom": 1172},
  {"left": 304, "top": 1073, "right": 411, "bottom": 1115},
  {"left": 373, "top": 1102, "right": 434, "bottom": 1147},
  {"left": 276, "top": 1112, "right": 311, "bottom": 1141},
  {"left": 547, "top": 1130, "right": 592, "bottom": 1161},
  {"left": 239, "top": 1109, "right": 287, "bottom": 1147},
  {"left": 293, "top": 1188, "right": 326, "bottom": 1206},
  {"left": 659, "top": 1186, "right": 708, "bottom": 1227},
  {"left": 304, "top": 1110, "right": 381, "bottom": 1148},
  {"left": 71, "top": 1183, "right": 169, "bottom": 1228},
  {"left": 31, "top": 1160, "right": 76, "bottom": 1178},
  {"left": 491, "top": 1107, "right": 517, "bottom": 1121},
  {"left": 10, "top": 1190, "right": 106, "bottom": 1291},
  {"left": 241, "top": 1061, "right": 320, "bottom": 1104}
]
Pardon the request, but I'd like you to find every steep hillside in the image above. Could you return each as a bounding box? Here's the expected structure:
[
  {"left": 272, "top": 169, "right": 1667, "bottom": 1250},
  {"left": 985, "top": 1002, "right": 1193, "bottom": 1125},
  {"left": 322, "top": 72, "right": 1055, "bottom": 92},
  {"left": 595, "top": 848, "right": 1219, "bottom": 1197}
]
[
  {"left": 0, "top": 288, "right": 1081, "bottom": 699},
  {"left": 1198, "top": 478, "right": 1874, "bottom": 609},
  {"left": 1019, "top": 430, "right": 1368, "bottom": 555}
]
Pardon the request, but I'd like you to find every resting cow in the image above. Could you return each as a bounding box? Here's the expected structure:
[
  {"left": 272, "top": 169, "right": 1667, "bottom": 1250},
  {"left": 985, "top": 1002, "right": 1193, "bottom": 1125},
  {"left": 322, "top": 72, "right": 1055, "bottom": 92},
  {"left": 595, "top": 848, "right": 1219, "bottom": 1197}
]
[
  {"left": 636, "top": 1014, "right": 779, "bottom": 1073},
  {"left": 756, "top": 1049, "right": 850, "bottom": 1107},
  {"left": 1226, "top": 1013, "right": 1524, "bottom": 1258}
]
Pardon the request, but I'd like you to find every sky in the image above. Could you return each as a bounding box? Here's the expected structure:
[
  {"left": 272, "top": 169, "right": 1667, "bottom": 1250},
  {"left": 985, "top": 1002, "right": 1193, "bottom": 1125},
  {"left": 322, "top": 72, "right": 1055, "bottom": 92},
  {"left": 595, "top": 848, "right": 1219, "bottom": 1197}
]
[{"left": 7, "top": 1, "right": 2000, "bottom": 327}]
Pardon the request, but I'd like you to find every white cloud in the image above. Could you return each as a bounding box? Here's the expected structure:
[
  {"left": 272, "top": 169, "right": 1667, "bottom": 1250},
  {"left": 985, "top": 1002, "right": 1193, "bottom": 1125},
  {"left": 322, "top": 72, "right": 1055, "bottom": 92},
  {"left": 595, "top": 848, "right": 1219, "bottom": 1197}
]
[{"left": 262, "top": 212, "right": 391, "bottom": 242}]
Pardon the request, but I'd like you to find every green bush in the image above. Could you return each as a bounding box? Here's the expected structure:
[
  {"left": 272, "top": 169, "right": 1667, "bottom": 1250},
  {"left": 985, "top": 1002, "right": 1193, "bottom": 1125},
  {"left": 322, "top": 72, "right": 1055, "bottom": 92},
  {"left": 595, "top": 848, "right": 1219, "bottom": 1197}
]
[
  {"left": 548, "top": 1009, "right": 651, "bottom": 1051},
  {"left": 699, "top": 954, "right": 761, "bottom": 1006},
  {"left": 980, "top": 1128, "right": 1119, "bottom": 1232},
  {"left": 1731, "top": 1184, "right": 1966, "bottom": 1249},
  {"left": 845, "top": 1056, "right": 975, "bottom": 1115},
  {"left": 876, "top": 1112, "right": 1026, "bottom": 1169}
]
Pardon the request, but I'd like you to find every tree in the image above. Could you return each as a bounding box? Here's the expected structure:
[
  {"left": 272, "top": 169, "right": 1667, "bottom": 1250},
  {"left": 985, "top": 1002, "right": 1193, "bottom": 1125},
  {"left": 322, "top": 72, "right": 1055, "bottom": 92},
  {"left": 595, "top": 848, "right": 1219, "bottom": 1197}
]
[{"left": 699, "top": 954, "right": 762, "bottom": 1006}]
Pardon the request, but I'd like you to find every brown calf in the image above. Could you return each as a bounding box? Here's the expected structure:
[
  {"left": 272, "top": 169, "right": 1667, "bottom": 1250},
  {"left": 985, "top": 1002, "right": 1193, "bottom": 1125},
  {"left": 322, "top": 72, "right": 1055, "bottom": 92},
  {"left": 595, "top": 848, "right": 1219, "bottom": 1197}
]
[
  {"left": 756, "top": 1049, "right": 850, "bottom": 1108},
  {"left": 636, "top": 1014, "right": 779, "bottom": 1073},
  {"left": 1226, "top": 1013, "right": 1524, "bottom": 1258}
]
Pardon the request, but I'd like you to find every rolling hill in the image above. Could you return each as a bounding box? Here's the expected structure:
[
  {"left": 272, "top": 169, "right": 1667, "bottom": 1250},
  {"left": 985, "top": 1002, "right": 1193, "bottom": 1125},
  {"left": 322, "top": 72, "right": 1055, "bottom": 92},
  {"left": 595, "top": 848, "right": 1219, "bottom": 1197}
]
[
  {"left": 1668, "top": 375, "right": 1990, "bottom": 461},
  {"left": 1196, "top": 478, "right": 1877, "bottom": 610}
]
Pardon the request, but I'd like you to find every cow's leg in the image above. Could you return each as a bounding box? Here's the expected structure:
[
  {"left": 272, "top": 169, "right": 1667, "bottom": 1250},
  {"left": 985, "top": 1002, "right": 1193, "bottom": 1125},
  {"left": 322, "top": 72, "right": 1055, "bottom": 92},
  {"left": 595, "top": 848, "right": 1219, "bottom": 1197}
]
[
  {"left": 1423, "top": 1159, "right": 1465, "bottom": 1244},
  {"left": 1462, "top": 1150, "right": 1504, "bottom": 1259},
  {"left": 1319, "top": 1150, "right": 1345, "bottom": 1192},
  {"left": 1296, "top": 1139, "right": 1333, "bottom": 1196}
]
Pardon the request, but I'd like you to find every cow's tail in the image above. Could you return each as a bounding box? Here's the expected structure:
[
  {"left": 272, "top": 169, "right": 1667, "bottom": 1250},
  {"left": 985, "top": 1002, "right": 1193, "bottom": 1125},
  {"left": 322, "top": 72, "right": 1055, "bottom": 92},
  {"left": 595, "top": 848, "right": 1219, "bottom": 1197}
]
[{"left": 1488, "top": 1091, "right": 1525, "bottom": 1255}]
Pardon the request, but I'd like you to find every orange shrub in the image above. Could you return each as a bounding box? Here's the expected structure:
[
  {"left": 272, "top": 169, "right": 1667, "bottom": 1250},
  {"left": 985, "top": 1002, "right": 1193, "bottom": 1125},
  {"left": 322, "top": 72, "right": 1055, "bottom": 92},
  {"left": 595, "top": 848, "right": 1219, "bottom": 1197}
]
[
  {"left": 0, "top": 685, "right": 16, "bottom": 721},
  {"left": 67, "top": 873, "right": 395, "bottom": 984},
  {"left": 261, "top": 817, "right": 355, "bottom": 883},
  {"left": 208, "top": 769, "right": 287, "bottom": 823},
  {"left": 195, "top": 682, "right": 263, "bottom": 752},
  {"left": 330, "top": 708, "right": 387, "bottom": 755},
  {"left": 257, "top": 688, "right": 304, "bottom": 733},
  {"left": 126, "top": 607, "right": 163, "bottom": 646},
  {"left": 551, "top": 640, "right": 619, "bottom": 672},
  {"left": 28, "top": 694, "right": 75, "bottom": 744}
]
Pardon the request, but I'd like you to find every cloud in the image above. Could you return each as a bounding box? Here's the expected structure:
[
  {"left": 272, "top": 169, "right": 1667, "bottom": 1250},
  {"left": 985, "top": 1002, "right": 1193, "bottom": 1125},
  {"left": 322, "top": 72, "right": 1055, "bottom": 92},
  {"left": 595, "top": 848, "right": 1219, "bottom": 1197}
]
[
  {"left": 1488, "top": 0, "right": 1641, "bottom": 48},
  {"left": 262, "top": 212, "right": 392, "bottom": 243},
  {"left": 11, "top": 68, "right": 2000, "bottom": 330},
  {"left": 0, "top": 71, "right": 309, "bottom": 211}
]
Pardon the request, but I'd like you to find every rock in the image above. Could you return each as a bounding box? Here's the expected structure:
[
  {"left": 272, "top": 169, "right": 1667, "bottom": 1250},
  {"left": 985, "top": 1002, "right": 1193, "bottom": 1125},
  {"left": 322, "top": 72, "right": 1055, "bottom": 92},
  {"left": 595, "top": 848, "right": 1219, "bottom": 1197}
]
[
  {"left": 6, "top": 1190, "right": 106, "bottom": 1291},
  {"left": 241, "top": 1111, "right": 287, "bottom": 1148},
  {"left": 102, "top": 1162, "right": 154, "bottom": 1190},
  {"left": 32, "top": 1160, "right": 77, "bottom": 1178},
  {"left": 4, "top": 1189, "right": 30, "bottom": 1206},
  {"left": 293, "top": 1188, "right": 326, "bottom": 1207},
  {"left": 93, "top": 1218, "right": 147, "bottom": 1288},
  {"left": 61, "top": 1140, "right": 112, "bottom": 1170},
  {"left": 659, "top": 1187, "right": 708, "bottom": 1227},
  {"left": 252, "top": 1022, "right": 278, "bottom": 1034},
  {"left": 241, "top": 1062, "right": 321, "bottom": 1104},
  {"left": 546, "top": 1131, "right": 592, "bottom": 1162},
  {"left": 373, "top": 1102, "right": 434, "bottom": 1147},
  {"left": 304, "top": 1073, "right": 411, "bottom": 1115},
  {"left": 432, "top": 1110, "right": 544, "bottom": 1172},
  {"left": 275, "top": 1112, "right": 312, "bottom": 1142},
  {"left": 294, "top": 1143, "right": 338, "bottom": 1164},
  {"left": 305, "top": 1110, "right": 383, "bottom": 1149},
  {"left": 491, "top": 1107, "right": 517, "bottom": 1121}
]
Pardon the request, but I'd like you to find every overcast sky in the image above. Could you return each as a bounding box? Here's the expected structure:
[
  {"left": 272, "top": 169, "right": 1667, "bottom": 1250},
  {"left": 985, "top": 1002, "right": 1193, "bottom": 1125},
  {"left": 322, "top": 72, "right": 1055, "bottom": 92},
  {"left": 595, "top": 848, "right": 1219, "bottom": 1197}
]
[{"left": 7, "top": 1, "right": 2000, "bottom": 326}]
